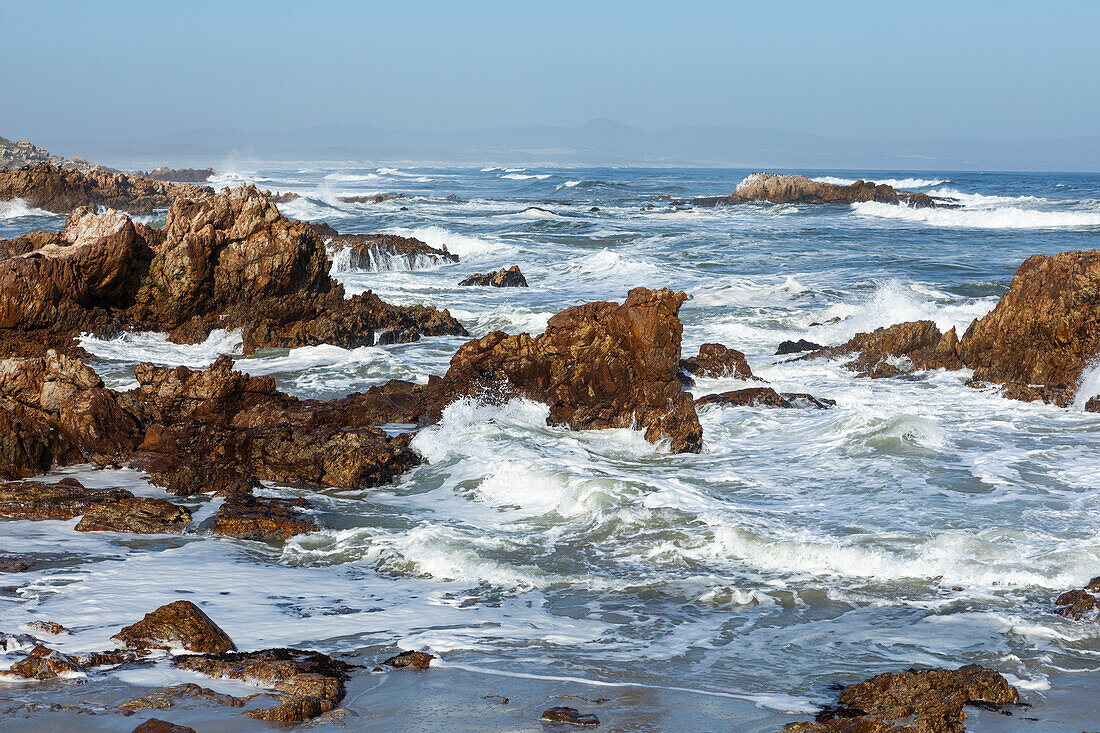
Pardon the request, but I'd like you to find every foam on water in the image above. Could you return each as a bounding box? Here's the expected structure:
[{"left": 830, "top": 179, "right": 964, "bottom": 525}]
[
  {"left": 852, "top": 200, "right": 1100, "bottom": 229},
  {"left": 0, "top": 198, "right": 56, "bottom": 220},
  {"left": 1073, "top": 361, "right": 1100, "bottom": 409},
  {"left": 80, "top": 329, "right": 242, "bottom": 368},
  {"left": 814, "top": 176, "right": 948, "bottom": 188}
]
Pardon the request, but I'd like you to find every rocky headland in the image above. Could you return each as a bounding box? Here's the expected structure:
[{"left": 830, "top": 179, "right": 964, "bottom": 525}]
[
  {"left": 694, "top": 173, "right": 944, "bottom": 208},
  {"left": 0, "top": 162, "right": 211, "bottom": 214}
]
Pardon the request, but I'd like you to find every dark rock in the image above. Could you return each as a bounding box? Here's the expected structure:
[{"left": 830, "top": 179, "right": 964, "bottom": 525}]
[
  {"left": 132, "top": 167, "right": 214, "bottom": 183},
  {"left": 0, "top": 479, "right": 134, "bottom": 520},
  {"left": 119, "top": 683, "right": 248, "bottom": 711},
  {"left": 25, "top": 621, "right": 67, "bottom": 635},
  {"left": 0, "top": 556, "right": 29, "bottom": 572},
  {"left": 383, "top": 650, "right": 435, "bottom": 669},
  {"left": 75, "top": 497, "right": 191, "bottom": 534},
  {"left": 679, "top": 343, "right": 755, "bottom": 380},
  {"left": 1087, "top": 395, "right": 1100, "bottom": 412},
  {"left": 172, "top": 648, "right": 353, "bottom": 722},
  {"left": 776, "top": 339, "right": 825, "bottom": 355},
  {"left": 317, "top": 227, "right": 458, "bottom": 271},
  {"left": 541, "top": 706, "right": 600, "bottom": 726},
  {"left": 130, "top": 720, "right": 197, "bottom": 733},
  {"left": 337, "top": 193, "right": 405, "bottom": 204},
  {"left": 696, "top": 387, "right": 834, "bottom": 409},
  {"left": 209, "top": 494, "right": 317, "bottom": 541},
  {"left": 112, "top": 600, "right": 236, "bottom": 654},
  {"left": 694, "top": 173, "right": 941, "bottom": 209},
  {"left": 459, "top": 265, "right": 528, "bottom": 287},
  {"left": 1054, "top": 576, "right": 1100, "bottom": 620}
]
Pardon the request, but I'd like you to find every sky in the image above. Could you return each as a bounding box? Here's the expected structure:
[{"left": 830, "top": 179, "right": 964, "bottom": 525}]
[{"left": 2, "top": 0, "right": 1098, "bottom": 144}]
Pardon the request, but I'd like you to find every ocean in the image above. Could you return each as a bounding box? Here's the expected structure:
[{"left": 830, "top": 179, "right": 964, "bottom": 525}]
[{"left": 1, "top": 165, "right": 1099, "bottom": 730}]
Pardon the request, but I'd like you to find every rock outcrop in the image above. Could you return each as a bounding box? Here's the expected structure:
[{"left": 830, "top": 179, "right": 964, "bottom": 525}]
[
  {"left": 311, "top": 223, "right": 458, "bottom": 271},
  {"left": 0, "top": 479, "right": 135, "bottom": 520},
  {"left": 8, "top": 644, "right": 84, "bottom": 679},
  {"left": 541, "top": 707, "right": 600, "bottom": 726},
  {"left": 959, "top": 249, "right": 1100, "bottom": 406},
  {"left": 694, "top": 173, "right": 940, "bottom": 209},
  {"left": 209, "top": 494, "right": 317, "bottom": 541},
  {"left": 0, "top": 162, "right": 210, "bottom": 214},
  {"left": 817, "top": 321, "right": 964, "bottom": 378},
  {"left": 132, "top": 167, "right": 215, "bottom": 183},
  {"left": 679, "top": 343, "right": 755, "bottom": 380},
  {"left": 112, "top": 600, "right": 236, "bottom": 654},
  {"left": 1054, "top": 576, "right": 1100, "bottom": 620},
  {"left": 776, "top": 339, "right": 824, "bottom": 355},
  {"left": 696, "top": 387, "right": 835, "bottom": 410},
  {"left": 74, "top": 497, "right": 192, "bottom": 534},
  {"left": 383, "top": 650, "right": 435, "bottom": 669},
  {"left": 459, "top": 265, "right": 528, "bottom": 287},
  {"left": 0, "top": 186, "right": 467, "bottom": 356},
  {"left": 173, "top": 648, "right": 353, "bottom": 722},
  {"left": 783, "top": 665, "right": 1019, "bottom": 732},
  {"left": 130, "top": 720, "right": 197, "bottom": 733}
]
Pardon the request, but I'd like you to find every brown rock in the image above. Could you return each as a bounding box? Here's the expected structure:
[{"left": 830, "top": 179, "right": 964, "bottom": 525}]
[
  {"left": 783, "top": 664, "right": 1019, "bottom": 732},
  {"left": 680, "top": 343, "right": 755, "bottom": 380},
  {"left": 75, "top": 496, "right": 192, "bottom": 534},
  {"left": 696, "top": 387, "right": 835, "bottom": 409},
  {"left": 438, "top": 287, "right": 701, "bottom": 453},
  {"left": 9, "top": 644, "right": 84, "bottom": 679},
  {"left": 0, "top": 162, "right": 210, "bottom": 214},
  {"left": 316, "top": 226, "right": 459, "bottom": 271},
  {"left": 819, "top": 321, "right": 964, "bottom": 378},
  {"left": 130, "top": 720, "right": 197, "bottom": 733},
  {"left": 172, "top": 648, "right": 353, "bottom": 722},
  {"left": 119, "top": 682, "right": 247, "bottom": 711},
  {"left": 112, "top": 600, "right": 236, "bottom": 654},
  {"left": 960, "top": 249, "right": 1100, "bottom": 405},
  {"left": 25, "top": 621, "right": 67, "bottom": 635},
  {"left": 209, "top": 494, "right": 317, "bottom": 541},
  {"left": 383, "top": 650, "right": 435, "bottom": 669},
  {"left": 1054, "top": 576, "right": 1100, "bottom": 620},
  {"left": 694, "top": 173, "right": 940, "bottom": 209},
  {"left": 0, "top": 479, "right": 134, "bottom": 519},
  {"left": 459, "top": 265, "right": 528, "bottom": 287},
  {"left": 0, "top": 556, "right": 30, "bottom": 572},
  {"left": 541, "top": 706, "right": 600, "bottom": 726},
  {"left": 76, "top": 649, "right": 143, "bottom": 668}
]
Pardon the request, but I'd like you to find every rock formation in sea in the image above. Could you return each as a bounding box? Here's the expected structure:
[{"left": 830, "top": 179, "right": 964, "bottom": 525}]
[
  {"left": 131, "top": 166, "right": 215, "bottom": 183},
  {"left": 818, "top": 320, "right": 964, "bottom": 378},
  {"left": 679, "top": 343, "right": 756, "bottom": 380},
  {"left": 0, "top": 162, "right": 211, "bottom": 214},
  {"left": 694, "top": 173, "right": 940, "bottom": 208},
  {"left": 781, "top": 665, "right": 1019, "bottom": 732},
  {"left": 1054, "top": 576, "right": 1100, "bottom": 620},
  {"left": 0, "top": 186, "right": 467, "bottom": 355},
  {"left": 696, "top": 387, "right": 835, "bottom": 409},
  {"left": 459, "top": 265, "right": 528, "bottom": 287},
  {"left": 310, "top": 222, "right": 459, "bottom": 270}
]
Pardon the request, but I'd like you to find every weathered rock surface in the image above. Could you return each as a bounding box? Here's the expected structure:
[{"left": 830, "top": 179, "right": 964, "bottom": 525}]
[
  {"left": 541, "top": 707, "right": 600, "bottom": 726},
  {"left": 8, "top": 644, "right": 84, "bottom": 679},
  {"left": 776, "top": 339, "right": 824, "bottom": 356},
  {"left": 173, "top": 648, "right": 353, "bottom": 722},
  {"left": 132, "top": 167, "right": 214, "bottom": 183},
  {"left": 0, "top": 136, "right": 107, "bottom": 174},
  {"left": 680, "top": 343, "right": 755, "bottom": 380},
  {"left": 75, "top": 496, "right": 191, "bottom": 534},
  {"left": 783, "top": 665, "right": 1019, "bottom": 732},
  {"left": 383, "top": 650, "right": 435, "bottom": 669},
  {"left": 112, "top": 600, "right": 236, "bottom": 654},
  {"left": 0, "top": 479, "right": 134, "bottom": 520},
  {"left": 0, "top": 162, "right": 210, "bottom": 214},
  {"left": 695, "top": 173, "right": 940, "bottom": 209},
  {"left": 1054, "top": 576, "right": 1100, "bottom": 620},
  {"left": 696, "top": 387, "right": 835, "bottom": 409},
  {"left": 119, "top": 683, "right": 248, "bottom": 711},
  {"left": 459, "top": 265, "right": 528, "bottom": 287},
  {"left": 818, "top": 321, "right": 964, "bottom": 378},
  {"left": 130, "top": 720, "right": 197, "bottom": 733},
  {"left": 311, "top": 223, "right": 458, "bottom": 271},
  {"left": 24, "top": 621, "right": 67, "bottom": 635},
  {"left": 0, "top": 186, "right": 467, "bottom": 357},
  {"left": 959, "top": 249, "right": 1100, "bottom": 406},
  {"left": 209, "top": 494, "right": 317, "bottom": 541}
]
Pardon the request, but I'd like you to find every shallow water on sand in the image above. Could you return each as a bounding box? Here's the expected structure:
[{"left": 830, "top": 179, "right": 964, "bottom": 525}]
[{"left": 2, "top": 165, "right": 1099, "bottom": 729}]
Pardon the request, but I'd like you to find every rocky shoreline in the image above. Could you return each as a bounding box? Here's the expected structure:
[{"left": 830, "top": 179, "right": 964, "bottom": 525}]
[{"left": 0, "top": 153, "right": 1098, "bottom": 731}]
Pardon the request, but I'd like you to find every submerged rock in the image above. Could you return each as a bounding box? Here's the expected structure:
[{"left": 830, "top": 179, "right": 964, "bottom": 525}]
[
  {"left": 541, "top": 706, "right": 600, "bottom": 726},
  {"left": 119, "top": 682, "right": 248, "bottom": 711},
  {"left": 130, "top": 720, "right": 197, "bottom": 733},
  {"left": 679, "top": 343, "right": 755, "bottom": 380},
  {"left": 0, "top": 162, "right": 210, "bottom": 214},
  {"left": 172, "top": 648, "right": 354, "bottom": 722},
  {"left": 24, "top": 621, "right": 67, "bottom": 636},
  {"left": 112, "top": 600, "right": 236, "bottom": 654},
  {"left": 459, "top": 265, "right": 528, "bottom": 287},
  {"left": 696, "top": 387, "right": 835, "bottom": 409},
  {"left": 0, "top": 479, "right": 134, "bottom": 520},
  {"left": 783, "top": 664, "right": 1019, "bottom": 732},
  {"left": 1054, "top": 576, "right": 1100, "bottom": 620},
  {"left": 959, "top": 248, "right": 1100, "bottom": 406},
  {"left": 209, "top": 494, "right": 317, "bottom": 542},
  {"left": 383, "top": 650, "right": 435, "bottom": 669},
  {"left": 694, "top": 173, "right": 940, "bottom": 208},
  {"left": 74, "top": 496, "right": 192, "bottom": 534}
]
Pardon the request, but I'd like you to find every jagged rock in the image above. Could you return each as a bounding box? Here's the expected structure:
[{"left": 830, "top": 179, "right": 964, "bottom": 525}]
[
  {"left": 696, "top": 387, "right": 835, "bottom": 409},
  {"left": 75, "top": 649, "right": 143, "bottom": 668},
  {"left": 75, "top": 497, "right": 191, "bottom": 534},
  {"left": 818, "top": 321, "right": 964, "bottom": 378},
  {"left": 1054, "top": 576, "right": 1100, "bottom": 620},
  {"left": 679, "top": 343, "right": 755, "bottom": 379},
  {"left": 137, "top": 454, "right": 259, "bottom": 497},
  {"left": 694, "top": 173, "right": 940, "bottom": 208},
  {"left": 783, "top": 665, "right": 1019, "bottom": 732},
  {"left": 8, "top": 644, "right": 84, "bottom": 679},
  {"left": 130, "top": 720, "right": 196, "bottom": 733},
  {"left": 112, "top": 600, "right": 236, "bottom": 654},
  {"left": 24, "top": 621, "right": 66, "bottom": 635},
  {"left": 119, "top": 683, "right": 248, "bottom": 711},
  {"left": 209, "top": 495, "right": 317, "bottom": 541},
  {"left": 337, "top": 193, "right": 405, "bottom": 204},
  {"left": 313, "top": 224, "right": 458, "bottom": 271},
  {"left": 0, "top": 479, "right": 134, "bottom": 519},
  {"left": 540, "top": 707, "right": 600, "bottom": 726},
  {"left": 0, "top": 162, "right": 210, "bottom": 214},
  {"left": 132, "top": 167, "right": 214, "bottom": 183},
  {"left": 172, "top": 648, "right": 353, "bottom": 722},
  {"left": 776, "top": 339, "right": 824, "bottom": 355},
  {"left": 437, "top": 287, "right": 701, "bottom": 453},
  {"left": 960, "top": 249, "right": 1100, "bottom": 405},
  {"left": 383, "top": 650, "right": 435, "bottom": 669},
  {"left": 459, "top": 265, "right": 528, "bottom": 287}
]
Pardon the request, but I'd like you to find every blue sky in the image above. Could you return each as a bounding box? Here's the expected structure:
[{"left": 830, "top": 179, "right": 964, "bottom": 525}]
[{"left": 2, "top": 0, "right": 1097, "bottom": 143}]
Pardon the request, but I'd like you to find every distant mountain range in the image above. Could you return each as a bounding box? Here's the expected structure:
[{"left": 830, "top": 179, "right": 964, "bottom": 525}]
[{"left": 35, "top": 119, "right": 1100, "bottom": 172}]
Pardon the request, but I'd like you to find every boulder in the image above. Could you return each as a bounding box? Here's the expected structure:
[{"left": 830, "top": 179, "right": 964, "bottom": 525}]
[
  {"left": 540, "top": 707, "right": 600, "bottom": 726},
  {"left": 383, "top": 650, "right": 435, "bottom": 669},
  {"left": 130, "top": 721, "right": 197, "bottom": 733},
  {"left": 459, "top": 265, "right": 528, "bottom": 287},
  {"left": 172, "top": 648, "right": 353, "bottom": 722},
  {"left": 695, "top": 387, "right": 835, "bottom": 409},
  {"left": 0, "top": 479, "right": 134, "bottom": 520},
  {"left": 960, "top": 249, "right": 1100, "bottom": 405},
  {"left": 112, "top": 600, "right": 236, "bottom": 654},
  {"left": 315, "top": 225, "right": 459, "bottom": 271},
  {"left": 817, "top": 321, "right": 964, "bottom": 378},
  {"left": 680, "top": 343, "right": 755, "bottom": 380},
  {"left": 0, "top": 162, "right": 211, "bottom": 214},
  {"left": 75, "top": 496, "right": 192, "bottom": 534},
  {"left": 783, "top": 665, "right": 1019, "bottom": 732},
  {"left": 209, "top": 495, "right": 317, "bottom": 542},
  {"left": 8, "top": 644, "right": 84, "bottom": 679},
  {"left": 694, "top": 173, "right": 940, "bottom": 208},
  {"left": 776, "top": 339, "right": 824, "bottom": 355},
  {"left": 1054, "top": 576, "right": 1100, "bottom": 620}
]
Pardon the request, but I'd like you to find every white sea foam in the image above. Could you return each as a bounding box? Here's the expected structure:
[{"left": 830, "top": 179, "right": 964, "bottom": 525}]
[
  {"left": 557, "top": 180, "right": 582, "bottom": 189},
  {"left": 0, "top": 198, "right": 56, "bottom": 220},
  {"left": 814, "top": 176, "right": 948, "bottom": 188},
  {"left": 500, "top": 173, "right": 552, "bottom": 180},
  {"left": 79, "top": 329, "right": 243, "bottom": 367},
  {"left": 383, "top": 225, "right": 510, "bottom": 258},
  {"left": 852, "top": 200, "right": 1100, "bottom": 229},
  {"left": 1073, "top": 361, "right": 1100, "bottom": 410}
]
